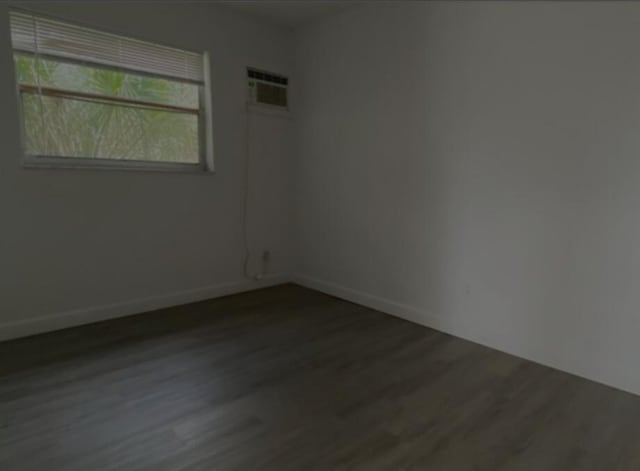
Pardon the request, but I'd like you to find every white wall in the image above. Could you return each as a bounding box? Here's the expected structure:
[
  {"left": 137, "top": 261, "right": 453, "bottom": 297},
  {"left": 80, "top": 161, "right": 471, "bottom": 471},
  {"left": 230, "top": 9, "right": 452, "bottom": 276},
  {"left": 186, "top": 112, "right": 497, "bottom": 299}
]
[
  {"left": 4, "top": 0, "right": 640, "bottom": 397},
  {"left": 294, "top": 1, "right": 640, "bottom": 395},
  {"left": 0, "top": 2, "right": 294, "bottom": 339}
]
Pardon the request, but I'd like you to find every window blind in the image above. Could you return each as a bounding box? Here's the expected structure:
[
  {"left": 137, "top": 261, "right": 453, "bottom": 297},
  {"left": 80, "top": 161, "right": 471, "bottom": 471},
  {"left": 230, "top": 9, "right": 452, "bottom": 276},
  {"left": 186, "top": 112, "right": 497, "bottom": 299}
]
[{"left": 10, "top": 11, "right": 204, "bottom": 84}]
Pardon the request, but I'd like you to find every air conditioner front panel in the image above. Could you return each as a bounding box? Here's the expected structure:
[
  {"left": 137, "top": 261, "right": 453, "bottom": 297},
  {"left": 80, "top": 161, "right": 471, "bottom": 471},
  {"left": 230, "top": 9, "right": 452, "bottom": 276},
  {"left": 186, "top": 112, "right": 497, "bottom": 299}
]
[
  {"left": 256, "top": 82, "right": 287, "bottom": 108},
  {"left": 247, "top": 68, "right": 288, "bottom": 109}
]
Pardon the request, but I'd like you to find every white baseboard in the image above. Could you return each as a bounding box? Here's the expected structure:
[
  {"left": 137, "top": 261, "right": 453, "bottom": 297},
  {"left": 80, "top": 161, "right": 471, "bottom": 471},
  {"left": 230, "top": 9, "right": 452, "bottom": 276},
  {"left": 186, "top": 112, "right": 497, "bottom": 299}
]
[
  {"left": 292, "top": 273, "right": 640, "bottom": 397},
  {"left": 5, "top": 271, "right": 639, "bottom": 396},
  {"left": 0, "top": 274, "right": 290, "bottom": 342}
]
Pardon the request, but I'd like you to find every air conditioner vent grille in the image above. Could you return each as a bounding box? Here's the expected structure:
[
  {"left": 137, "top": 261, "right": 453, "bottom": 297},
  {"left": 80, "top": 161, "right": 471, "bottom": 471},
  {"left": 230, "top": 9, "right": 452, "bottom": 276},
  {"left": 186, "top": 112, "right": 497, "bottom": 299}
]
[{"left": 248, "top": 68, "right": 288, "bottom": 86}]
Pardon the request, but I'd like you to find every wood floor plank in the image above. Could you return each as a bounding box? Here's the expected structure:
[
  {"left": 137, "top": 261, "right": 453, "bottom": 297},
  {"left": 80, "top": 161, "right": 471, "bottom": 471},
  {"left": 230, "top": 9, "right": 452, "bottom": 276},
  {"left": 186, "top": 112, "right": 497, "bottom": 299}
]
[{"left": 1, "top": 284, "right": 639, "bottom": 470}]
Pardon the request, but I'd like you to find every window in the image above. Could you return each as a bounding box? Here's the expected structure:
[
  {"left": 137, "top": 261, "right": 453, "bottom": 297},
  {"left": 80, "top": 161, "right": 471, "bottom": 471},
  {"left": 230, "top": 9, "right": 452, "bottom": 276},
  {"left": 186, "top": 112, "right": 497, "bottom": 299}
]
[{"left": 9, "top": 11, "right": 212, "bottom": 171}]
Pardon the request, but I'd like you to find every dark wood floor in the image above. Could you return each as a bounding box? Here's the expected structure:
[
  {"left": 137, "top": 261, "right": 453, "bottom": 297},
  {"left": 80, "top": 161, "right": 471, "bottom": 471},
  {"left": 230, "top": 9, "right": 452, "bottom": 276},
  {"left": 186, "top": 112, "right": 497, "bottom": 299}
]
[{"left": 2, "top": 284, "right": 640, "bottom": 470}]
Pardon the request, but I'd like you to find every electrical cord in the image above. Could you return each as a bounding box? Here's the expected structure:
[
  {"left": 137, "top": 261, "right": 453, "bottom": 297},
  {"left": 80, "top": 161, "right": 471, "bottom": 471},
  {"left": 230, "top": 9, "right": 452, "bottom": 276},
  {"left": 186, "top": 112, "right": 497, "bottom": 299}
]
[{"left": 242, "top": 102, "right": 263, "bottom": 280}]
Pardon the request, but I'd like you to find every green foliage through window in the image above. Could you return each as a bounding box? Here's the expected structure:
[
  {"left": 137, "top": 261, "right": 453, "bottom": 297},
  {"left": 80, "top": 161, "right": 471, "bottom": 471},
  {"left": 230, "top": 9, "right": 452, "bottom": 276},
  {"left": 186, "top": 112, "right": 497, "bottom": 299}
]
[{"left": 14, "top": 54, "right": 201, "bottom": 164}]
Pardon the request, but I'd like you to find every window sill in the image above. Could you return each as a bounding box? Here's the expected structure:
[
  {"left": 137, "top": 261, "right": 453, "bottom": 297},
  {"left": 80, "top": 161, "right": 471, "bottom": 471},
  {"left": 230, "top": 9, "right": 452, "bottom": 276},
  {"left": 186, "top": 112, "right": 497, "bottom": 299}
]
[{"left": 22, "top": 156, "right": 214, "bottom": 175}]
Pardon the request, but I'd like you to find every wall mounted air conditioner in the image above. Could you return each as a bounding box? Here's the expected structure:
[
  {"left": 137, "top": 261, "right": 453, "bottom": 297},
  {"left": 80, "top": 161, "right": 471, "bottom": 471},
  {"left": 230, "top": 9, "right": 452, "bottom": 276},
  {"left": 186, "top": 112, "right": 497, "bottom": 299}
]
[{"left": 247, "top": 68, "right": 288, "bottom": 109}]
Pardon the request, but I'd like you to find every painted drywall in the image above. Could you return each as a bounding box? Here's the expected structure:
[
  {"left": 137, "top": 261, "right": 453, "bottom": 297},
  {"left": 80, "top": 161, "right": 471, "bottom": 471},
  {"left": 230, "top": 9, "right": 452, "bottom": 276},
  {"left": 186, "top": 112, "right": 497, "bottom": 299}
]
[
  {"left": 0, "top": 1, "right": 294, "bottom": 338},
  {"left": 293, "top": 1, "right": 640, "bottom": 394}
]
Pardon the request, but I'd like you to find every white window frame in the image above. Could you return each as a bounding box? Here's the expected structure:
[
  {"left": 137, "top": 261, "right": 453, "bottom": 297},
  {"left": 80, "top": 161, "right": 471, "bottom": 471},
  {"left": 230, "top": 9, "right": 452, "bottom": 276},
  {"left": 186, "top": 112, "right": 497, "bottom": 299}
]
[{"left": 10, "top": 9, "right": 215, "bottom": 173}]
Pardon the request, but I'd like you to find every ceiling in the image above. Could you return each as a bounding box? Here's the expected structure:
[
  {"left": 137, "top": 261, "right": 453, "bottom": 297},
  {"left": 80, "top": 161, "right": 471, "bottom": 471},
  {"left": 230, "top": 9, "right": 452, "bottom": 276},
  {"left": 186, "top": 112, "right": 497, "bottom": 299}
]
[{"left": 219, "top": 1, "right": 351, "bottom": 29}]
